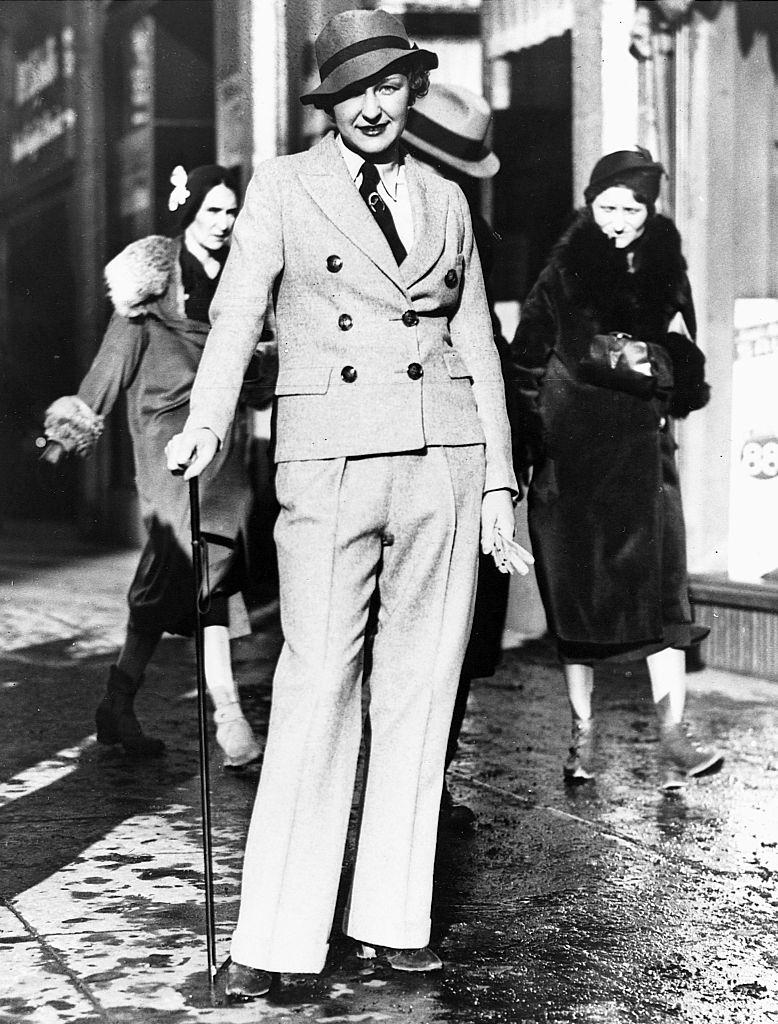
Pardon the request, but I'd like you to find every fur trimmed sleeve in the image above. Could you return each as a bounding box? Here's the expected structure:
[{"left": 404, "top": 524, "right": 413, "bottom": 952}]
[
  {"left": 663, "top": 334, "right": 710, "bottom": 418},
  {"left": 661, "top": 277, "right": 710, "bottom": 418}
]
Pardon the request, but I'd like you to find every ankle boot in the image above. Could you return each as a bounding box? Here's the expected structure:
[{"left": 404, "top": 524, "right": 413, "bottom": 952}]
[
  {"left": 95, "top": 666, "right": 165, "bottom": 758},
  {"left": 655, "top": 696, "right": 724, "bottom": 789},
  {"left": 440, "top": 781, "right": 477, "bottom": 832},
  {"left": 214, "top": 702, "right": 262, "bottom": 770},
  {"left": 563, "top": 716, "right": 595, "bottom": 785}
]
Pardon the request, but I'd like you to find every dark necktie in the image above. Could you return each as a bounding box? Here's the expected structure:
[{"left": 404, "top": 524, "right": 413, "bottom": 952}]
[{"left": 358, "top": 161, "right": 407, "bottom": 266}]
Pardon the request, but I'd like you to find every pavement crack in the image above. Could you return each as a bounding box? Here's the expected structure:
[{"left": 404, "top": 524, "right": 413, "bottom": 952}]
[{"left": 0, "top": 897, "right": 113, "bottom": 1022}]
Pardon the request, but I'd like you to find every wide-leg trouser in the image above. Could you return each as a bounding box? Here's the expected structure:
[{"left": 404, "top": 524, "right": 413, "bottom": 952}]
[{"left": 229, "top": 446, "right": 485, "bottom": 973}]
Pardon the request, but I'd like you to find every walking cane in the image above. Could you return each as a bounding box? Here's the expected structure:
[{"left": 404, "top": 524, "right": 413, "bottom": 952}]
[{"left": 187, "top": 474, "right": 218, "bottom": 982}]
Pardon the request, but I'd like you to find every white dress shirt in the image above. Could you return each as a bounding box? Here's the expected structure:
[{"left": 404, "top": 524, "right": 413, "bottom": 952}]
[{"left": 337, "top": 134, "right": 415, "bottom": 254}]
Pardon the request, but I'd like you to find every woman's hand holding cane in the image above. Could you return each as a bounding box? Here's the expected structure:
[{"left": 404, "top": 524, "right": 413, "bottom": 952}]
[{"left": 165, "top": 427, "right": 219, "bottom": 478}]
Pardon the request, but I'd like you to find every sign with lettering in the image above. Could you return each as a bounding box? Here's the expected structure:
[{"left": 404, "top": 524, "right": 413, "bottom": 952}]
[
  {"left": 124, "top": 18, "right": 153, "bottom": 132},
  {"left": 6, "top": 24, "right": 76, "bottom": 189},
  {"left": 729, "top": 299, "right": 778, "bottom": 580}
]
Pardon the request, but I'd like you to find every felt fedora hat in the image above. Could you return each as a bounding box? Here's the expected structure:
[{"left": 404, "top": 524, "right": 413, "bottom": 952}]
[
  {"left": 403, "top": 83, "right": 499, "bottom": 179},
  {"left": 300, "top": 8, "right": 437, "bottom": 106}
]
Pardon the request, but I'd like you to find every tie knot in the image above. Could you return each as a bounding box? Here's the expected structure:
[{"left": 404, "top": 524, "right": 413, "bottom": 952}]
[{"left": 360, "top": 161, "right": 381, "bottom": 190}]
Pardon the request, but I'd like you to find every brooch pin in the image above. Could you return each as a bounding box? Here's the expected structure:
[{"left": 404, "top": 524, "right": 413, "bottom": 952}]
[{"left": 367, "top": 192, "right": 385, "bottom": 214}]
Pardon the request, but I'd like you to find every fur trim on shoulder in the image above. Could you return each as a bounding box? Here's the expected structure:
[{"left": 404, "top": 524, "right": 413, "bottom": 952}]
[
  {"left": 554, "top": 211, "right": 688, "bottom": 325},
  {"left": 104, "top": 235, "right": 178, "bottom": 317}
]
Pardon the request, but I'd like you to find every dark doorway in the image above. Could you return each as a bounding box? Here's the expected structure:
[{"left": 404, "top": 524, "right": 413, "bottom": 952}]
[
  {"left": 3, "top": 197, "right": 78, "bottom": 520},
  {"left": 491, "top": 33, "right": 573, "bottom": 307}
]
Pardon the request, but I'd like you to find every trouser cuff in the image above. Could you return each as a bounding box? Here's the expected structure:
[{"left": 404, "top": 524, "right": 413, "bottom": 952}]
[
  {"left": 344, "top": 914, "right": 431, "bottom": 951},
  {"left": 230, "top": 931, "right": 329, "bottom": 975}
]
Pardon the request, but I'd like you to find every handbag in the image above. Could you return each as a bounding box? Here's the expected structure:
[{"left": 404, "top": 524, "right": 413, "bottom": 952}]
[{"left": 578, "top": 332, "right": 668, "bottom": 399}]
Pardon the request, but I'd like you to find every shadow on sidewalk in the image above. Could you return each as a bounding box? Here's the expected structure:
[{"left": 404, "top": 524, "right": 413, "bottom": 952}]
[{"left": 0, "top": 634, "right": 273, "bottom": 903}]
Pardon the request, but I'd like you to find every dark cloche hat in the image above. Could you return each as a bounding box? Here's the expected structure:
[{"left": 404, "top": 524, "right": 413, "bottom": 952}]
[
  {"left": 300, "top": 8, "right": 437, "bottom": 106},
  {"left": 584, "top": 146, "right": 666, "bottom": 205}
]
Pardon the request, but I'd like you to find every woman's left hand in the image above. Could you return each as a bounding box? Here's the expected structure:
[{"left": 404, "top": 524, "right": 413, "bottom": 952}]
[
  {"left": 480, "top": 489, "right": 534, "bottom": 575},
  {"left": 480, "top": 489, "right": 515, "bottom": 554}
]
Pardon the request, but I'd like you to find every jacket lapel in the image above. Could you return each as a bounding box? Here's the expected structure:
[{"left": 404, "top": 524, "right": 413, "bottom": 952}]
[
  {"left": 401, "top": 154, "right": 449, "bottom": 290},
  {"left": 298, "top": 134, "right": 407, "bottom": 292}
]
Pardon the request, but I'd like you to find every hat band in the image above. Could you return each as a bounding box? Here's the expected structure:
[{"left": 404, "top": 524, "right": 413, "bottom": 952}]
[
  {"left": 406, "top": 109, "right": 490, "bottom": 164},
  {"left": 319, "top": 35, "right": 411, "bottom": 81}
]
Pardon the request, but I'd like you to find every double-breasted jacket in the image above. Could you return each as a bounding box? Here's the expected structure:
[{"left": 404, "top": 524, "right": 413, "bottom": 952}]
[{"left": 186, "top": 133, "right": 516, "bottom": 497}]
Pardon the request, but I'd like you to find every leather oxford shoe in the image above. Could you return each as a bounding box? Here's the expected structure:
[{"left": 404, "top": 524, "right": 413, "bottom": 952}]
[
  {"left": 225, "top": 960, "right": 273, "bottom": 1000},
  {"left": 356, "top": 942, "right": 443, "bottom": 972}
]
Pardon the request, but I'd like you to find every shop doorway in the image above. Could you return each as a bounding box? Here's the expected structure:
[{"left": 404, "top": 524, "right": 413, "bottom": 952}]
[
  {"left": 3, "top": 197, "right": 78, "bottom": 520},
  {"left": 490, "top": 33, "right": 573, "bottom": 311}
]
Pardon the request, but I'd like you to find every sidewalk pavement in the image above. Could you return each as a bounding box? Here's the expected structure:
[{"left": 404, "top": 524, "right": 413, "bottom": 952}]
[{"left": 1, "top": 518, "right": 777, "bottom": 1024}]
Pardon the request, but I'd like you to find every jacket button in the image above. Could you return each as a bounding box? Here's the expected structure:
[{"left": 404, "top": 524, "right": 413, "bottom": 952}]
[
  {"left": 444, "top": 269, "right": 458, "bottom": 287},
  {"left": 338, "top": 313, "right": 353, "bottom": 331},
  {"left": 407, "top": 362, "right": 423, "bottom": 380},
  {"left": 402, "top": 309, "right": 419, "bottom": 327},
  {"left": 341, "top": 365, "right": 357, "bottom": 383},
  {"left": 327, "top": 255, "right": 343, "bottom": 273}
]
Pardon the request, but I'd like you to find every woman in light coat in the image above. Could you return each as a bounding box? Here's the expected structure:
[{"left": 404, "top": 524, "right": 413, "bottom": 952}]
[{"left": 44, "top": 166, "right": 261, "bottom": 768}]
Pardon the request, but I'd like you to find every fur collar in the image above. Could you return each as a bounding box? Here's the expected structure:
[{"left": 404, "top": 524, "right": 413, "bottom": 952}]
[
  {"left": 104, "top": 235, "right": 181, "bottom": 318},
  {"left": 553, "top": 211, "right": 688, "bottom": 327}
]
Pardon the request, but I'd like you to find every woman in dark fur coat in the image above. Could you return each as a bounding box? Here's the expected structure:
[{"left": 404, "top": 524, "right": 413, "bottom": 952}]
[
  {"left": 511, "top": 147, "right": 723, "bottom": 790},
  {"left": 44, "top": 166, "right": 261, "bottom": 768}
]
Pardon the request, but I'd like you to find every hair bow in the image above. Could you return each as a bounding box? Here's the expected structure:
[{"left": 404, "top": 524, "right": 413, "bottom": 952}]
[{"left": 168, "top": 165, "right": 190, "bottom": 212}]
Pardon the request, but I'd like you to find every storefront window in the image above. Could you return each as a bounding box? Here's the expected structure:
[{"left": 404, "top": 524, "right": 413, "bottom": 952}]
[{"left": 728, "top": 300, "right": 778, "bottom": 583}]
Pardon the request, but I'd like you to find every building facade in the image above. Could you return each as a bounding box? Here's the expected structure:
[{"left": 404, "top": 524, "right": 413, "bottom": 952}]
[{"left": 1, "top": 0, "right": 777, "bottom": 673}]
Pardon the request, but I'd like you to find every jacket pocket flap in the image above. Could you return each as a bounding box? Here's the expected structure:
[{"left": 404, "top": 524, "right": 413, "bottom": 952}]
[
  {"left": 275, "top": 366, "right": 333, "bottom": 396},
  {"left": 443, "top": 350, "right": 472, "bottom": 379}
]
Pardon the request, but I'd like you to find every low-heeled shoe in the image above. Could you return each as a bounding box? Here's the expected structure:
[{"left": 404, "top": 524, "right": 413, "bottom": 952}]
[
  {"left": 225, "top": 961, "right": 273, "bottom": 1000},
  {"left": 356, "top": 942, "right": 443, "bottom": 972}
]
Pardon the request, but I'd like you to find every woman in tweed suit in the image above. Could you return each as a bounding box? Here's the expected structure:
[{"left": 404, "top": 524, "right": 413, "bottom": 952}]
[{"left": 166, "top": 8, "right": 526, "bottom": 998}]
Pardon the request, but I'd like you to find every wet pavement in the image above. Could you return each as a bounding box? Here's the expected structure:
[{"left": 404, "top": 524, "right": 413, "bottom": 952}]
[{"left": 1, "top": 519, "right": 777, "bottom": 1024}]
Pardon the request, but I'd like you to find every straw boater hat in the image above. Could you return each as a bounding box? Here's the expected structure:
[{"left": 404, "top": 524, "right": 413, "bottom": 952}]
[
  {"left": 300, "top": 8, "right": 437, "bottom": 106},
  {"left": 403, "top": 83, "right": 500, "bottom": 179}
]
